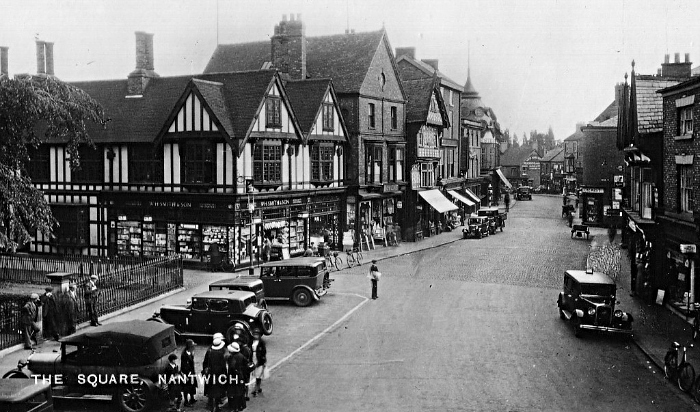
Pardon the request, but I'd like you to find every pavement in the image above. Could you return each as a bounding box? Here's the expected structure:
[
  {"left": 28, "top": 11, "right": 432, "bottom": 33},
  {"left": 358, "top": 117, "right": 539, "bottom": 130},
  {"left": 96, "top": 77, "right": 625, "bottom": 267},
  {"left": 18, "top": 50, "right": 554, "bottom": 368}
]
[{"left": 1, "top": 194, "right": 696, "bottom": 403}]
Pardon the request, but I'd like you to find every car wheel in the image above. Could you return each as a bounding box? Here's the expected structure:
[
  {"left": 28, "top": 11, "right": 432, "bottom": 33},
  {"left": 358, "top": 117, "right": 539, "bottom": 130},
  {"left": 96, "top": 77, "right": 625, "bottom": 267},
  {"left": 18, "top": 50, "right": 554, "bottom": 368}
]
[
  {"left": 292, "top": 288, "right": 312, "bottom": 307},
  {"left": 573, "top": 316, "right": 582, "bottom": 338},
  {"left": 2, "top": 370, "right": 29, "bottom": 379},
  {"left": 259, "top": 311, "right": 274, "bottom": 336},
  {"left": 679, "top": 363, "right": 696, "bottom": 392},
  {"left": 117, "top": 378, "right": 153, "bottom": 412}
]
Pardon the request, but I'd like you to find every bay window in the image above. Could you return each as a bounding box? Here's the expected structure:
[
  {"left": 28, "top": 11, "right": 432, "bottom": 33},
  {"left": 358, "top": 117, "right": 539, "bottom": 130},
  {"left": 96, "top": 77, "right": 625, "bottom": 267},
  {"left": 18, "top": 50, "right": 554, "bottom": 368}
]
[
  {"left": 311, "top": 143, "right": 334, "bottom": 182},
  {"left": 253, "top": 141, "right": 282, "bottom": 184}
]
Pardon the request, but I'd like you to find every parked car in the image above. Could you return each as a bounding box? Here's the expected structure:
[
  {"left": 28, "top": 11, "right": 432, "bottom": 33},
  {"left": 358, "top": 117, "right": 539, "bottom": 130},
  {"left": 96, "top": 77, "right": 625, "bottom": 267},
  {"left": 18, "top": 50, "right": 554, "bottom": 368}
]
[
  {"left": 209, "top": 277, "right": 267, "bottom": 309},
  {"left": 2, "top": 320, "right": 177, "bottom": 412},
  {"left": 258, "top": 257, "right": 333, "bottom": 307},
  {"left": 478, "top": 207, "right": 506, "bottom": 233},
  {"left": 516, "top": 186, "right": 532, "bottom": 200},
  {"left": 155, "top": 290, "right": 273, "bottom": 343},
  {"left": 557, "top": 269, "right": 633, "bottom": 337},
  {"left": 463, "top": 215, "right": 489, "bottom": 239},
  {"left": 0, "top": 379, "right": 53, "bottom": 412}
]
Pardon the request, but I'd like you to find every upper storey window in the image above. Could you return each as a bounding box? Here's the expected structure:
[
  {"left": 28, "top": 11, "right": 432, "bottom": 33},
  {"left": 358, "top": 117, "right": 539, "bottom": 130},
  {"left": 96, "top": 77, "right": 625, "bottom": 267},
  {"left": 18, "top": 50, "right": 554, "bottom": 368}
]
[
  {"left": 266, "top": 98, "right": 282, "bottom": 128},
  {"left": 322, "top": 104, "right": 334, "bottom": 132},
  {"left": 182, "top": 141, "right": 214, "bottom": 184}
]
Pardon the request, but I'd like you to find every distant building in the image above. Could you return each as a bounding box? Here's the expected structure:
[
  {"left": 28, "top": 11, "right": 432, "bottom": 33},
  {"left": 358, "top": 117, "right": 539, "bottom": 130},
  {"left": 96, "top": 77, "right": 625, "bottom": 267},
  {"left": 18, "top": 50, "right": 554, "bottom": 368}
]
[{"left": 539, "top": 147, "right": 565, "bottom": 193}]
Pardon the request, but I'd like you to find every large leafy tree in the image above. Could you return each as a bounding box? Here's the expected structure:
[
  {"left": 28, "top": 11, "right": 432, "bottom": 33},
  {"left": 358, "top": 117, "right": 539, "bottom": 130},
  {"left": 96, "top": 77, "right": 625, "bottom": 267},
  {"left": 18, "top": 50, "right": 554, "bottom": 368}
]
[{"left": 0, "top": 74, "right": 106, "bottom": 251}]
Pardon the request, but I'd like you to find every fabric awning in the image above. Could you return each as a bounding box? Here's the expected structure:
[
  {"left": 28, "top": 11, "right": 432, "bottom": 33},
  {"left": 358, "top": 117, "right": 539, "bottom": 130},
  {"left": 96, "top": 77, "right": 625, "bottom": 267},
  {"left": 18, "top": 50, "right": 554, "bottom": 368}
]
[
  {"left": 447, "top": 190, "right": 475, "bottom": 206},
  {"left": 418, "top": 189, "right": 458, "bottom": 213},
  {"left": 462, "top": 188, "right": 481, "bottom": 204},
  {"left": 495, "top": 168, "right": 513, "bottom": 189}
]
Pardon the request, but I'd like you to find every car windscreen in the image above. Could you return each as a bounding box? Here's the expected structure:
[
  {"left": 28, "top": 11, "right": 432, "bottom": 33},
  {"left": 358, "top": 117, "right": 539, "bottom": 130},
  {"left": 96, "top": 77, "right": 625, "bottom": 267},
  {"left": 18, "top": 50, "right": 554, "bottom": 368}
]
[{"left": 580, "top": 283, "right": 615, "bottom": 297}]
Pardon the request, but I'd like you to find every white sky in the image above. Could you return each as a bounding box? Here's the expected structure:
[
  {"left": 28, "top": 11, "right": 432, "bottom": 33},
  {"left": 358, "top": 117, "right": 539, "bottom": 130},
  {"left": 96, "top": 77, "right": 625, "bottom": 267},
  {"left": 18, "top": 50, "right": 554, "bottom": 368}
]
[{"left": 2, "top": 0, "right": 699, "bottom": 141}]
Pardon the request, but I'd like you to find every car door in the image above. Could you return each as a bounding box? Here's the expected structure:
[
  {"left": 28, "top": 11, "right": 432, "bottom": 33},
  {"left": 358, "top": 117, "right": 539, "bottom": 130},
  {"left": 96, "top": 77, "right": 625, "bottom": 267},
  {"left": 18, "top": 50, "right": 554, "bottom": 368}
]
[
  {"left": 276, "top": 266, "right": 298, "bottom": 298},
  {"left": 260, "top": 266, "right": 284, "bottom": 298},
  {"left": 208, "top": 299, "right": 231, "bottom": 334},
  {"left": 561, "top": 275, "right": 576, "bottom": 313},
  {"left": 189, "top": 298, "right": 212, "bottom": 334}
]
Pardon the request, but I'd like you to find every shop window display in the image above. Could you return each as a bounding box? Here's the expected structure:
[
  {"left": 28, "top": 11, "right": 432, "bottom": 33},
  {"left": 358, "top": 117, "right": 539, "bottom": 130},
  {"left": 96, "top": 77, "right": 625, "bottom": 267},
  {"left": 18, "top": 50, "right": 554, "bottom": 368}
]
[
  {"left": 177, "top": 224, "right": 201, "bottom": 260},
  {"left": 203, "top": 225, "right": 230, "bottom": 260},
  {"left": 310, "top": 215, "right": 337, "bottom": 250},
  {"left": 116, "top": 220, "right": 142, "bottom": 257}
]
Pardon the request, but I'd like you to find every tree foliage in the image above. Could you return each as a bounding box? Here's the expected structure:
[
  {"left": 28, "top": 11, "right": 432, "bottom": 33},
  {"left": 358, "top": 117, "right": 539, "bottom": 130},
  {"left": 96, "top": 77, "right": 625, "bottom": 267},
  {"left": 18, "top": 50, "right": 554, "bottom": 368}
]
[{"left": 0, "top": 75, "right": 106, "bottom": 251}]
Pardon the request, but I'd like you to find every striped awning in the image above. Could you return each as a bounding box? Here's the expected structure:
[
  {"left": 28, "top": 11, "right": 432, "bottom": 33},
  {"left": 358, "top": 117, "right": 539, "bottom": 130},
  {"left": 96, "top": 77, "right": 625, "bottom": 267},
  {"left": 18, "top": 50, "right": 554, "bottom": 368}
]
[
  {"left": 418, "top": 189, "right": 458, "bottom": 213},
  {"left": 447, "top": 190, "right": 475, "bottom": 206},
  {"left": 495, "top": 168, "right": 513, "bottom": 189},
  {"left": 463, "top": 188, "right": 481, "bottom": 204}
]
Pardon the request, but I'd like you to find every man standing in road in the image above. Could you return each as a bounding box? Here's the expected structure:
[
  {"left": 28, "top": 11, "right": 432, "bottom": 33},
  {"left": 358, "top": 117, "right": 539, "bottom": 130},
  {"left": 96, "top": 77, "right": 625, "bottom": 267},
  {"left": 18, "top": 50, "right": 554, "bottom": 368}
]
[
  {"left": 504, "top": 192, "right": 510, "bottom": 212},
  {"left": 85, "top": 275, "right": 101, "bottom": 326},
  {"left": 368, "top": 260, "right": 381, "bottom": 300},
  {"left": 21, "top": 293, "right": 41, "bottom": 349}
]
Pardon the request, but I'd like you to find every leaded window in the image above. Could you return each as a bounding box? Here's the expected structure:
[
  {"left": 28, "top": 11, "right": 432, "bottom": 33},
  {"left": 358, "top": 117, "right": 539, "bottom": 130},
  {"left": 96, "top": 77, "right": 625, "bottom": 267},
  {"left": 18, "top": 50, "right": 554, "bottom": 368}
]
[
  {"left": 322, "top": 104, "right": 334, "bottom": 132},
  {"left": 312, "top": 144, "right": 334, "bottom": 181},
  {"left": 72, "top": 145, "right": 103, "bottom": 183},
  {"left": 182, "top": 141, "right": 214, "bottom": 184},
  {"left": 253, "top": 142, "right": 282, "bottom": 183},
  {"left": 266, "top": 98, "right": 282, "bottom": 128}
]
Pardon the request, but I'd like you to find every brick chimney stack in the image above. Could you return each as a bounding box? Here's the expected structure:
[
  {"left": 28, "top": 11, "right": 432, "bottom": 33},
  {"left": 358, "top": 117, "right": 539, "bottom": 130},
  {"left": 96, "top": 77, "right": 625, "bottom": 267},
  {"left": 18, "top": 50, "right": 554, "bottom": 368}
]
[
  {"left": 661, "top": 52, "right": 692, "bottom": 78},
  {"left": 422, "top": 59, "right": 439, "bottom": 71},
  {"left": 395, "top": 47, "right": 416, "bottom": 60},
  {"left": 36, "top": 40, "right": 45, "bottom": 75},
  {"left": 45, "top": 42, "right": 54, "bottom": 76},
  {"left": 0, "top": 47, "right": 8, "bottom": 77},
  {"left": 128, "top": 31, "right": 159, "bottom": 96},
  {"left": 271, "top": 13, "right": 306, "bottom": 80}
]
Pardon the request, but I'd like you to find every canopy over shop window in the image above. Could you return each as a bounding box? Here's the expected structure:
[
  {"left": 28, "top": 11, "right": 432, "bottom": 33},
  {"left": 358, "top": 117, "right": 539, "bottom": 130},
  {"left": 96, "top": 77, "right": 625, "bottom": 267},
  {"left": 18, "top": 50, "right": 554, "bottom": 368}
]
[
  {"left": 447, "top": 190, "right": 475, "bottom": 206},
  {"left": 463, "top": 188, "right": 481, "bottom": 204},
  {"left": 418, "top": 189, "right": 458, "bottom": 213},
  {"left": 495, "top": 168, "right": 513, "bottom": 189}
]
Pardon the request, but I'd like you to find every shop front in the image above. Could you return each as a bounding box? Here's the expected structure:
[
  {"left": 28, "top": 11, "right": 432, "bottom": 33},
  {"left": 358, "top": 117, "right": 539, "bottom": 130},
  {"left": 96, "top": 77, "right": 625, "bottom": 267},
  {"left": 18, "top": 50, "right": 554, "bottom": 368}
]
[
  {"left": 355, "top": 185, "right": 403, "bottom": 248},
  {"left": 409, "top": 189, "right": 458, "bottom": 240},
  {"left": 580, "top": 186, "right": 606, "bottom": 225},
  {"left": 658, "top": 214, "right": 700, "bottom": 312},
  {"left": 446, "top": 189, "right": 474, "bottom": 224}
]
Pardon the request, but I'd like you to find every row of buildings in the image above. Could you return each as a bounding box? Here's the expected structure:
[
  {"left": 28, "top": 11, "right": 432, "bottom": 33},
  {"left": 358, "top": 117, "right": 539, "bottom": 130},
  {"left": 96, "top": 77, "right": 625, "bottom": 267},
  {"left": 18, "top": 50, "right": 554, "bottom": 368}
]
[
  {"left": 548, "top": 51, "right": 700, "bottom": 313},
  {"left": 4, "top": 15, "right": 513, "bottom": 267}
]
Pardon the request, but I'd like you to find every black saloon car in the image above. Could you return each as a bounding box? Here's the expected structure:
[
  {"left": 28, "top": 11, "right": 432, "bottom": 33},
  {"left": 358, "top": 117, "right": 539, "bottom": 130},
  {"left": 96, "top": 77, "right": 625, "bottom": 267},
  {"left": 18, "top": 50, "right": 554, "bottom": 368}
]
[{"left": 557, "top": 269, "right": 633, "bottom": 337}]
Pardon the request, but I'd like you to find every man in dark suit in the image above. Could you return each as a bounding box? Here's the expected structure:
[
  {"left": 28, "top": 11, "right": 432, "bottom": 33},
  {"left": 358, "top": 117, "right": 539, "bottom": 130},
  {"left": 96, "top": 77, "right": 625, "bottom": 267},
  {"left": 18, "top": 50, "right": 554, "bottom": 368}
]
[
  {"left": 21, "top": 293, "right": 41, "bottom": 349},
  {"left": 85, "top": 275, "right": 101, "bottom": 326}
]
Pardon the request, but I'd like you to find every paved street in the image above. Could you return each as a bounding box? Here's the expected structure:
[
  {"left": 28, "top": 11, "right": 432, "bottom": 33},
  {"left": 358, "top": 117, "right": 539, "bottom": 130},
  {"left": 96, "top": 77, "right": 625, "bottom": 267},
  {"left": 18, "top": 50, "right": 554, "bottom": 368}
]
[{"left": 4, "top": 195, "right": 699, "bottom": 412}]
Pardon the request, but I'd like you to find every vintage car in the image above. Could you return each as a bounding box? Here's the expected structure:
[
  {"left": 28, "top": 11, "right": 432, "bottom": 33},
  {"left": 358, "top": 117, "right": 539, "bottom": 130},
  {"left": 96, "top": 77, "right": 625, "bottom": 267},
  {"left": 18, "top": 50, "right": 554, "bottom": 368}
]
[
  {"left": 478, "top": 207, "right": 506, "bottom": 233},
  {"left": 0, "top": 379, "right": 53, "bottom": 412},
  {"left": 209, "top": 277, "right": 267, "bottom": 309},
  {"left": 155, "top": 290, "right": 273, "bottom": 343},
  {"left": 463, "top": 215, "right": 489, "bottom": 239},
  {"left": 516, "top": 186, "right": 532, "bottom": 200},
  {"left": 258, "top": 258, "right": 332, "bottom": 307},
  {"left": 2, "top": 320, "right": 177, "bottom": 412},
  {"left": 557, "top": 269, "right": 633, "bottom": 337}
]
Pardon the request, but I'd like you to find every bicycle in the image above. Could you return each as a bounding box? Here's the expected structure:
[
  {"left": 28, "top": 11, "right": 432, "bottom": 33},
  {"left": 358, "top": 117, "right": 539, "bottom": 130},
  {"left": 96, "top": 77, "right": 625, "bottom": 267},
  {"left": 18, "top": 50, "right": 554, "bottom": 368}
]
[
  {"left": 346, "top": 248, "right": 363, "bottom": 268},
  {"left": 665, "top": 341, "right": 696, "bottom": 392},
  {"left": 325, "top": 251, "right": 342, "bottom": 271}
]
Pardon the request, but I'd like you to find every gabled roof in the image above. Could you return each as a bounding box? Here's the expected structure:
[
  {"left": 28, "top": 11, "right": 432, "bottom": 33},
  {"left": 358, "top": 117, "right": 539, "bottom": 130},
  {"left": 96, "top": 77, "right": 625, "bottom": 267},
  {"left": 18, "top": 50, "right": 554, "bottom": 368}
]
[
  {"left": 395, "top": 55, "right": 463, "bottom": 92},
  {"left": 499, "top": 146, "right": 538, "bottom": 166},
  {"left": 633, "top": 75, "right": 682, "bottom": 134},
  {"left": 70, "top": 70, "right": 291, "bottom": 146},
  {"left": 564, "top": 128, "right": 585, "bottom": 142},
  {"left": 540, "top": 147, "right": 564, "bottom": 162},
  {"left": 283, "top": 78, "right": 349, "bottom": 142},
  {"left": 593, "top": 100, "right": 618, "bottom": 123},
  {"left": 402, "top": 76, "right": 448, "bottom": 126},
  {"left": 204, "top": 30, "right": 390, "bottom": 95}
]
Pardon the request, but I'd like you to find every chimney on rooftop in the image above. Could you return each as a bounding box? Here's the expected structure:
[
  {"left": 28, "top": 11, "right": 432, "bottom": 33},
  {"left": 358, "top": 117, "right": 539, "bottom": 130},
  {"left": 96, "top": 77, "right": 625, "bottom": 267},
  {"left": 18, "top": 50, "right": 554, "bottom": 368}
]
[
  {"left": 0, "top": 47, "right": 8, "bottom": 77},
  {"left": 36, "top": 40, "right": 45, "bottom": 75},
  {"left": 127, "top": 31, "right": 158, "bottom": 96},
  {"left": 422, "top": 59, "right": 439, "bottom": 71},
  {"left": 271, "top": 14, "right": 306, "bottom": 80},
  {"left": 45, "top": 42, "right": 54, "bottom": 76},
  {"left": 661, "top": 52, "right": 692, "bottom": 78},
  {"left": 665, "top": 54, "right": 670, "bottom": 64},
  {"left": 395, "top": 47, "right": 415, "bottom": 60}
]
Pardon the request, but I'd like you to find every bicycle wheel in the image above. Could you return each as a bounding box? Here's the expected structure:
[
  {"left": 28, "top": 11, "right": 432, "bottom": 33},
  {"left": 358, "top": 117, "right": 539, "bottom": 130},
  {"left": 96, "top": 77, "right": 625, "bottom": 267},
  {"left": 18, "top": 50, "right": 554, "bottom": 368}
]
[
  {"left": 334, "top": 256, "right": 343, "bottom": 270},
  {"left": 357, "top": 252, "right": 363, "bottom": 266},
  {"left": 679, "top": 363, "right": 696, "bottom": 392},
  {"left": 346, "top": 254, "right": 356, "bottom": 268}
]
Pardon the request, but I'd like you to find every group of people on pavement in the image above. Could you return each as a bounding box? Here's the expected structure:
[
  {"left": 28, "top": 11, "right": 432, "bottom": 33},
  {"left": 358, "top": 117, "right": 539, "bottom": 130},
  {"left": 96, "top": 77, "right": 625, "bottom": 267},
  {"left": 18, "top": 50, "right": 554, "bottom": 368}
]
[
  {"left": 192, "top": 326, "right": 268, "bottom": 412},
  {"left": 20, "top": 274, "right": 101, "bottom": 350}
]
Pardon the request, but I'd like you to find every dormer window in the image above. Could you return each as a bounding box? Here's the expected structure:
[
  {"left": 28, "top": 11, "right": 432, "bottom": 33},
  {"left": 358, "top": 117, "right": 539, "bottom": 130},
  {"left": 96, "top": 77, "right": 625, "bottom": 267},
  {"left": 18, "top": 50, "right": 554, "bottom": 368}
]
[{"left": 266, "top": 97, "right": 282, "bottom": 128}]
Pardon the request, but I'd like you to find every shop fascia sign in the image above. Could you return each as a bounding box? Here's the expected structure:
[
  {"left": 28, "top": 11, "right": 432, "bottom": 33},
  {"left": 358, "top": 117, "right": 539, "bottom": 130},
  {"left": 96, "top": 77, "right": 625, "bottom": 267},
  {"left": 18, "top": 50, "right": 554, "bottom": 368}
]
[
  {"left": 236, "top": 197, "right": 305, "bottom": 211},
  {"left": 580, "top": 187, "right": 604, "bottom": 194},
  {"left": 148, "top": 200, "right": 231, "bottom": 210},
  {"left": 382, "top": 183, "right": 399, "bottom": 193},
  {"left": 680, "top": 244, "right": 697, "bottom": 254}
]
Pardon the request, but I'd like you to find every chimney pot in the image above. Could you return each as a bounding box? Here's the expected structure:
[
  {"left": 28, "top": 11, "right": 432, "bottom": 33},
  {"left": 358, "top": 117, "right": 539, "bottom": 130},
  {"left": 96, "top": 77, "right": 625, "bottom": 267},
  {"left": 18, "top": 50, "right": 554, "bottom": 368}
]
[
  {"left": 35, "top": 40, "right": 45, "bottom": 75},
  {"left": 345, "top": 29, "right": 349, "bottom": 34},
  {"left": 282, "top": 14, "right": 287, "bottom": 21},
  {"left": 45, "top": 42, "right": 54, "bottom": 76},
  {"left": 686, "top": 53, "right": 690, "bottom": 63},
  {"left": 351, "top": 29, "right": 355, "bottom": 34},
  {"left": 675, "top": 53, "right": 681, "bottom": 63},
  {"left": 665, "top": 54, "right": 670, "bottom": 64},
  {"left": 0, "top": 47, "right": 8, "bottom": 77}
]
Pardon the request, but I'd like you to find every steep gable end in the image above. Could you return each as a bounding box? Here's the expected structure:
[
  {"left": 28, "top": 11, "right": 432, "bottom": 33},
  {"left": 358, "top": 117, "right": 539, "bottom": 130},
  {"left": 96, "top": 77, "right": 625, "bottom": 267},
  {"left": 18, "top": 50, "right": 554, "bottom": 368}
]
[{"left": 359, "top": 34, "right": 403, "bottom": 100}]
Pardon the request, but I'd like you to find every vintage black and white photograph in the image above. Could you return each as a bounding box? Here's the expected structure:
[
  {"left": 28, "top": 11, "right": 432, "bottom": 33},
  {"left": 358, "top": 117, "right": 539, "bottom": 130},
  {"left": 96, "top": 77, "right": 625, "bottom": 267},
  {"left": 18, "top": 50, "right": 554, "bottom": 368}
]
[{"left": 1, "top": 0, "right": 700, "bottom": 411}]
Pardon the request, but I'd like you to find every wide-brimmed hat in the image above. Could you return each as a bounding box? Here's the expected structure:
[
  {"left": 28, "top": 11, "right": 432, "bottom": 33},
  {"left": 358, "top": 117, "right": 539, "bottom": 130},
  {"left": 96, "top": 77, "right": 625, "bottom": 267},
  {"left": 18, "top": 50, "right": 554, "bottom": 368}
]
[
  {"left": 227, "top": 342, "right": 240, "bottom": 353},
  {"left": 211, "top": 338, "right": 224, "bottom": 350},
  {"left": 233, "top": 323, "right": 245, "bottom": 330},
  {"left": 30, "top": 293, "right": 39, "bottom": 300},
  {"left": 372, "top": 260, "right": 377, "bottom": 264},
  {"left": 185, "top": 339, "right": 196, "bottom": 348},
  {"left": 44, "top": 286, "right": 53, "bottom": 292},
  {"left": 212, "top": 332, "right": 224, "bottom": 341}
]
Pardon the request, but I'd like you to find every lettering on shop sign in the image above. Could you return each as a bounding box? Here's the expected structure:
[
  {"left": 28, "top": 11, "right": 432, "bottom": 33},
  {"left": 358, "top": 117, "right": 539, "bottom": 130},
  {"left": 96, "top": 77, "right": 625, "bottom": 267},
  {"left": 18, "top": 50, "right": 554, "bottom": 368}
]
[
  {"left": 580, "top": 188, "right": 604, "bottom": 194},
  {"left": 236, "top": 197, "right": 304, "bottom": 211},
  {"left": 149, "top": 201, "right": 193, "bottom": 208},
  {"left": 382, "top": 183, "right": 399, "bottom": 193}
]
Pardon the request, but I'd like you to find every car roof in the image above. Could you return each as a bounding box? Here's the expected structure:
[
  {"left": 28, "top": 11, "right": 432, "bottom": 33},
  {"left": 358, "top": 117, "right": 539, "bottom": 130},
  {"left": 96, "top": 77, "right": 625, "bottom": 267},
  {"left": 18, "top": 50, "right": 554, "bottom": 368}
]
[
  {"left": 193, "top": 290, "right": 256, "bottom": 299},
  {"left": 566, "top": 270, "right": 615, "bottom": 285},
  {"left": 260, "top": 257, "right": 325, "bottom": 267},
  {"left": 210, "top": 277, "right": 263, "bottom": 287}
]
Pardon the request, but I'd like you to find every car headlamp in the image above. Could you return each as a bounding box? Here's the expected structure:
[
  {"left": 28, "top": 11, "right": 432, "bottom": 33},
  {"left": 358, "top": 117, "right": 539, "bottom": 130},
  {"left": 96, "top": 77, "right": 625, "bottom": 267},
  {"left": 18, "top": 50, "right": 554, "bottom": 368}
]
[
  {"left": 613, "top": 310, "right": 623, "bottom": 318},
  {"left": 588, "top": 308, "right": 596, "bottom": 316}
]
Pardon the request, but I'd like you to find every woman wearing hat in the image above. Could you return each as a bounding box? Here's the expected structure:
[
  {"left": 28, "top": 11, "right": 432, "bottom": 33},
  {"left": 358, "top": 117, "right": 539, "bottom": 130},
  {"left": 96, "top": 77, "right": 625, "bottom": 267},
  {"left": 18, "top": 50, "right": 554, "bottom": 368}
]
[
  {"left": 226, "top": 342, "right": 248, "bottom": 412},
  {"left": 250, "top": 329, "right": 268, "bottom": 397},
  {"left": 181, "top": 339, "right": 197, "bottom": 406},
  {"left": 203, "top": 334, "right": 227, "bottom": 412}
]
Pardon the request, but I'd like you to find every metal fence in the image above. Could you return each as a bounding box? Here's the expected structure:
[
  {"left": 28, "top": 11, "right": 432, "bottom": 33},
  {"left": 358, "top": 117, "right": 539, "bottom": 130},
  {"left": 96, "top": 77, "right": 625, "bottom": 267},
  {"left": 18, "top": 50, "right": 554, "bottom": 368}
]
[{"left": 0, "top": 255, "right": 183, "bottom": 350}]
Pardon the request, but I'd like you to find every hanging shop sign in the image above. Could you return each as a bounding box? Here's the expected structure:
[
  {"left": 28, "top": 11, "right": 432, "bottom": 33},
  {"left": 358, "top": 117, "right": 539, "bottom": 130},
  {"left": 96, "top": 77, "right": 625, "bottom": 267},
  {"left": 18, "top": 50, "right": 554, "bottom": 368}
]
[{"left": 680, "top": 244, "right": 697, "bottom": 254}]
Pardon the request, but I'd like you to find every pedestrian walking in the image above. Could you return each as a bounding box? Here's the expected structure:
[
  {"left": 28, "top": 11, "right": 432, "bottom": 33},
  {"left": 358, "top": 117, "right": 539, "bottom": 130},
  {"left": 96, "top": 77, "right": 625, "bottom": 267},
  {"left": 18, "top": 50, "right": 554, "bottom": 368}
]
[
  {"left": 164, "top": 353, "right": 183, "bottom": 412},
  {"left": 368, "top": 260, "right": 381, "bottom": 300},
  {"left": 40, "top": 286, "right": 59, "bottom": 341},
  {"left": 261, "top": 238, "right": 271, "bottom": 262},
  {"left": 84, "top": 275, "right": 101, "bottom": 326},
  {"left": 233, "top": 333, "right": 253, "bottom": 402},
  {"left": 250, "top": 329, "right": 268, "bottom": 397},
  {"left": 21, "top": 293, "right": 41, "bottom": 350},
  {"left": 181, "top": 339, "right": 197, "bottom": 407},
  {"left": 66, "top": 284, "right": 79, "bottom": 335},
  {"left": 203, "top": 333, "right": 227, "bottom": 412},
  {"left": 566, "top": 211, "right": 573, "bottom": 228},
  {"left": 226, "top": 342, "right": 248, "bottom": 412},
  {"left": 504, "top": 192, "right": 510, "bottom": 212}
]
